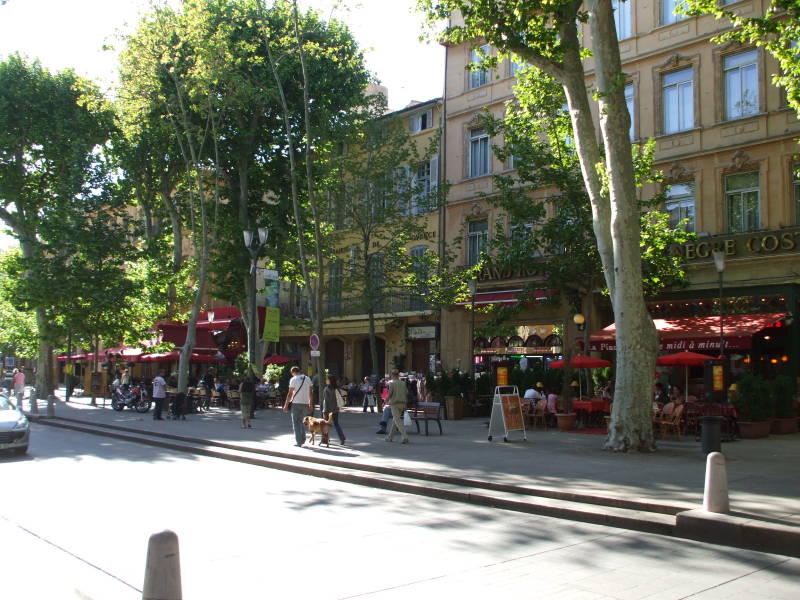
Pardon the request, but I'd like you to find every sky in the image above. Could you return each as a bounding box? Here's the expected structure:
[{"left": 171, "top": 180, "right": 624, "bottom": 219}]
[{"left": 0, "top": 0, "right": 445, "bottom": 249}]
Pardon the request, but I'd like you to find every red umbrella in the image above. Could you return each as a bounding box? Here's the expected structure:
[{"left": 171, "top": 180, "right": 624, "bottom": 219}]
[
  {"left": 549, "top": 355, "right": 612, "bottom": 397},
  {"left": 656, "top": 351, "right": 712, "bottom": 398},
  {"left": 264, "top": 354, "right": 294, "bottom": 365},
  {"left": 655, "top": 351, "right": 710, "bottom": 366},
  {"left": 549, "top": 356, "right": 612, "bottom": 369}
]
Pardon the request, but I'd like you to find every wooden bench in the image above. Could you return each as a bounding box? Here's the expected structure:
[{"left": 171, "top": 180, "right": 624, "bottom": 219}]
[{"left": 409, "top": 402, "right": 442, "bottom": 435}]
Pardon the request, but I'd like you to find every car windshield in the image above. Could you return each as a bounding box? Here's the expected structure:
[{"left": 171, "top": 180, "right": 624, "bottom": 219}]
[{"left": 0, "top": 396, "right": 17, "bottom": 410}]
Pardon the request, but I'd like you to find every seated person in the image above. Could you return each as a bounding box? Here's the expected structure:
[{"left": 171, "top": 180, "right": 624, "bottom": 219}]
[
  {"left": 653, "top": 382, "right": 669, "bottom": 408},
  {"left": 669, "top": 384, "right": 686, "bottom": 405},
  {"left": 523, "top": 384, "right": 544, "bottom": 407},
  {"left": 546, "top": 389, "right": 559, "bottom": 414}
]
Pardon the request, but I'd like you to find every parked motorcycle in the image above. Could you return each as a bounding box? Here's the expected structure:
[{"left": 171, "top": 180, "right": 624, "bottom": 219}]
[{"left": 111, "top": 383, "right": 151, "bottom": 413}]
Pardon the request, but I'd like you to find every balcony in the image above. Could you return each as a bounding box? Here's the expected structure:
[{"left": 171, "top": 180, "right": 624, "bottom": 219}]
[{"left": 281, "top": 294, "right": 432, "bottom": 320}]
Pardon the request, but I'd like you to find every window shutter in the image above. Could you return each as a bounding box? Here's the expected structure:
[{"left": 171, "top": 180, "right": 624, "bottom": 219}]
[
  {"left": 409, "top": 114, "right": 420, "bottom": 133},
  {"left": 423, "top": 109, "right": 433, "bottom": 130},
  {"left": 429, "top": 156, "right": 439, "bottom": 194}
]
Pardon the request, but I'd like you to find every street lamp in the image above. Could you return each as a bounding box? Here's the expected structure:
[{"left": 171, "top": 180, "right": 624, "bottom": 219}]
[
  {"left": 467, "top": 279, "right": 477, "bottom": 397},
  {"left": 243, "top": 227, "right": 269, "bottom": 384},
  {"left": 712, "top": 250, "right": 725, "bottom": 355}
]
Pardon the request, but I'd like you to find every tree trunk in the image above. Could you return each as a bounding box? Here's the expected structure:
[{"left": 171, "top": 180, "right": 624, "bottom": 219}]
[
  {"left": 32, "top": 307, "right": 52, "bottom": 412},
  {"left": 587, "top": 0, "right": 658, "bottom": 451},
  {"left": 368, "top": 306, "right": 379, "bottom": 379}
]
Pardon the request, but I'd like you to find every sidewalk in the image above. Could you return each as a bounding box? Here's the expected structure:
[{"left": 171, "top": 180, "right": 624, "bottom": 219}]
[{"left": 27, "top": 389, "right": 800, "bottom": 526}]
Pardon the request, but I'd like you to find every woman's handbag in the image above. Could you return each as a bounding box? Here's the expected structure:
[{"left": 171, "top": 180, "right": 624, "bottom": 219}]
[
  {"left": 403, "top": 410, "right": 413, "bottom": 428},
  {"left": 335, "top": 388, "right": 346, "bottom": 409}
]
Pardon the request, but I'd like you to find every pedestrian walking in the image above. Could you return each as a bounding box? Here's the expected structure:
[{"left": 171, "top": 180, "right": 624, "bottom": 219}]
[
  {"left": 12, "top": 368, "right": 25, "bottom": 407},
  {"left": 385, "top": 369, "right": 409, "bottom": 444},
  {"left": 361, "top": 377, "right": 375, "bottom": 413},
  {"left": 239, "top": 376, "right": 255, "bottom": 428},
  {"left": 200, "top": 369, "right": 214, "bottom": 412},
  {"left": 322, "top": 374, "right": 346, "bottom": 445},
  {"left": 283, "top": 366, "right": 314, "bottom": 446},
  {"left": 152, "top": 370, "right": 166, "bottom": 420}
]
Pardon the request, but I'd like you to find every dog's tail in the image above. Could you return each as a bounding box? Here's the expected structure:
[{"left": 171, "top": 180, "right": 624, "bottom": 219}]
[{"left": 325, "top": 412, "right": 334, "bottom": 424}]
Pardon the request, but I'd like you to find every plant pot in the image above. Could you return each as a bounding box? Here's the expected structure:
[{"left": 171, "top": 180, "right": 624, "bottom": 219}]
[
  {"left": 556, "top": 413, "right": 576, "bottom": 432},
  {"left": 444, "top": 395, "right": 463, "bottom": 420},
  {"left": 738, "top": 420, "right": 771, "bottom": 439},
  {"left": 770, "top": 417, "right": 798, "bottom": 435}
]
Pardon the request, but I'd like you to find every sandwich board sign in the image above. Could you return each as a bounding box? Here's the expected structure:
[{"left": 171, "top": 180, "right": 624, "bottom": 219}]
[{"left": 488, "top": 385, "right": 527, "bottom": 442}]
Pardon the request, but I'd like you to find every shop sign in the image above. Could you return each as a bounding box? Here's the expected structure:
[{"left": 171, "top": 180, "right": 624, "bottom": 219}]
[
  {"left": 478, "top": 263, "right": 546, "bottom": 281},
  {"left": 673, "top": 228, "right": 800, "bottom": 262},
  {"left": 407, "top": 324, "right": 437, "bottom": 340}
]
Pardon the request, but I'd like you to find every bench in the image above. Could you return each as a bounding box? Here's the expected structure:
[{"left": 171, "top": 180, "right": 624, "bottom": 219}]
[{"left": 409, "top": 402, "right": 442, "bottom": 435}]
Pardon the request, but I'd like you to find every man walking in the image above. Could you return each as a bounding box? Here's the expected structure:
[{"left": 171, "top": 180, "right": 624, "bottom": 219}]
[
  {"left": 385, "top": 369, "right": 409, "bottom": 444},
  {"left": 283, "top": 366, "right": 314, "bottom": 446},
  {"left": 152, "top": 370, "right": 166, "bottom": 420}
]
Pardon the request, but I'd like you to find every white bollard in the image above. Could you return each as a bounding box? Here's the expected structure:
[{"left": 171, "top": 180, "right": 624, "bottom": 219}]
[
  {"left": 702, "top": 451, "right": 730, "bottom": 514},
  {"left": 142, "top": 530, "right": 182, "bottom": 600}
]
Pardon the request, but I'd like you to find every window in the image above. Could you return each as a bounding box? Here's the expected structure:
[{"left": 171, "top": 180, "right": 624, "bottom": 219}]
[
  {"left": 662, "top": 0, "right": 687, "bottom": 25},
  {"left": 793, "top": 165, "right": 800, "bottom": 224},
  {"left": 409, "top": 109, "right": 433, "bottom": 133},
  {"left": 726, "top": 171, "right": 760, "bottom": 233},
  {"left": 510, "top": 57, "right": 526, "bottom": 76},
  {"left": 469, "top": 128, "right": 490, "bottom": 178},
  {"left": 510, "top": 222, "right": 533, "bottom": 244},
  {"left": 624, "top": 83, "right": 635, "bottom": 140},
  {"left": 613, "top": 0, "right": 632, "bottom": 40},
  {"left": 467, "top": 220, "right": 488, "bottom": 266},
  {"left": 663, "top": 68, "right": 693, "bottom": 134},
  {"left": 327, "top": 260, "right": 343, "bottom": 314},
  {"left": 724, "top": 50, "right": 758, "bottom": 120},
  {"left": 665, "top": 182, "right": 695, "bottom": 232},
  {"left": 469, "top": 45, "right": 490, "bottom": 89},
  {"left": 348, "top": 245, "right": 359, "bottom": 275}
]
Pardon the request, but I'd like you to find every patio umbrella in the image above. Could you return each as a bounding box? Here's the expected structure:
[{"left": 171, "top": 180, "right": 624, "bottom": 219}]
[
  {"left": 549, "top": 356, "right": 612, "bottom": 397},
  {"left": 656, "top": 351, "right": 711, "bottom": 400},
  {"left": 264, "top": 354, "right": 294, "bottom": 365}
]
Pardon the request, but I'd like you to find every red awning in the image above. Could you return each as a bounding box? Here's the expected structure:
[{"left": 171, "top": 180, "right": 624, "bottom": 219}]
[
  {"left": 550, "top": 356, "right": 613, "bottom": 369},
  {"left": 157, "top": 306, "right": 258, "bottom": 352},
  {"left": 589, "top": 312, "right": 788, "bottom": 352},
  {"left": 139, "top": 350, "right": 229, "bottom": 363},
  {"left": 455, "top": 289, "right": 551, "bottom": 307}
]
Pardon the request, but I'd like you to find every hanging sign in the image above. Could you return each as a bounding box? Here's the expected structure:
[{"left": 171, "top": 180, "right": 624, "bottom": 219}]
[{"left": 262, "top": 307, "right": 280, "bottom": 342}]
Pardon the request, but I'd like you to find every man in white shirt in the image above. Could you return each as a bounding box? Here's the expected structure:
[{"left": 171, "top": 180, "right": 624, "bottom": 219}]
[
  {"left": 523, "top": 382, "right": 545, "bottom": 407},
  {"left": 283, "top": 366, "right": 314, "bottom": 446},
  {"left": 152, "top": 370, "right": 167, "bottom": 420}
]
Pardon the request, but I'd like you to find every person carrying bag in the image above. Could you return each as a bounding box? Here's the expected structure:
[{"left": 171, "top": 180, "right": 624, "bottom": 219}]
[{"left": 385, "top": 369, "right": 409, "bottom": 444}]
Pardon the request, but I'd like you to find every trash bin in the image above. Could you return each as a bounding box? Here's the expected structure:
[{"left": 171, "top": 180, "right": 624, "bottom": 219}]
[{"left": 701, "top": 415, "right": 723, "bottom": 454}]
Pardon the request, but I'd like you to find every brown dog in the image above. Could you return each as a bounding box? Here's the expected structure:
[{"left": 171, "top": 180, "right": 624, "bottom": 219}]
[{"left": 303, "top": 413, "right": 334, "bottom": 447}]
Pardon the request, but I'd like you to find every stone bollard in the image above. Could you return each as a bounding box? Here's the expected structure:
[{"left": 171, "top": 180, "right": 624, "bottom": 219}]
[
  {"left": 46, "top": 394, "right": 56, "bottom": 418},
  {"left": 142, "top": 530, "right": 182, "bottom": 600},
  {"left": 702, "top": 451, "right": 730, "bottom": 514},
  {"left": 30, "top": 396, "right": 38, "bottom": 415}
]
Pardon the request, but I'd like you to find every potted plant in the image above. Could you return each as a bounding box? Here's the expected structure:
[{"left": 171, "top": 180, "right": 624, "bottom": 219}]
[
  {"left": 442, "top": 370, "right": 465, "bottom": 420},
  {"left": 556, "top": 379, "right": 579, "bottom": 431},
  {"left": 769, "top": 375, "right": 798, "bottom": 434},
  {"left": 732, "top": 373, "right": 771, "bottom": 439}
]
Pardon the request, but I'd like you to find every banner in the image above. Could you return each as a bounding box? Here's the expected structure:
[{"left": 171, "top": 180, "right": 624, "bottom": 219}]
[{"left": 262, "top": 306, "right": 280, "bottom": 342}]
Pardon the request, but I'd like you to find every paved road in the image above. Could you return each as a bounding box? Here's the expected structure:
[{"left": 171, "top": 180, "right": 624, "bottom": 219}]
[{"left": 2, "top": 423, "right": 798, "bottom": 599}]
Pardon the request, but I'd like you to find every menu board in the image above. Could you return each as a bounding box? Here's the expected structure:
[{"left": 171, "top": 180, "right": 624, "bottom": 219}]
[{"left": 501, "top": 394, "right": 524, "bottom": 430}]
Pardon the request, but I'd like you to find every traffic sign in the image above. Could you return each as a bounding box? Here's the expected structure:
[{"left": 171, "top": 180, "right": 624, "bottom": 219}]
[
  {"left": 309, "top": 333, "right": 320, "bottom": 350},
  {"left": 310, "top": 350, "right": 321, "bottom": 357}
]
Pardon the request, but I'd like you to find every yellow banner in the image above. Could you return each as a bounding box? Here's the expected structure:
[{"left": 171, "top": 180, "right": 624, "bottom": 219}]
[{"left": 262, "top": 306, "right": 280, "bottom": 342}]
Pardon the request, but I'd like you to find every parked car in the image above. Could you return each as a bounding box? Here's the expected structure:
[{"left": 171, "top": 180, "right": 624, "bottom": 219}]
[{"left": 0, "top": 394, "right": 29, "bottom": 455}]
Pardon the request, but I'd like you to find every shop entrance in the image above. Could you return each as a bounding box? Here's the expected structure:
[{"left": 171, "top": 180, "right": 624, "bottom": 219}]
[
  {"left": 411, "top": 340, "right": 429, "bottom": 374},
  {"left": 360, "top": 337, "right": 385, "bottom": 379},
  {"left": 326, "top": 339, "right": 345, "bottom": 378}
]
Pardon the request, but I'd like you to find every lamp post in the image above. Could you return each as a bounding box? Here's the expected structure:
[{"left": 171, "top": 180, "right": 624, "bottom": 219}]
[
  {"left": 243, "top": 227, "right": 269, "bottom": 383},
  {"left": 467, "top": 279, "right": 477, "bottom": 398},
  {"left": 712, "top": 250, "right": 725, "bottom": 355},
  {"left": 573, "top": 312, "right": 587, "bottom": 396}
]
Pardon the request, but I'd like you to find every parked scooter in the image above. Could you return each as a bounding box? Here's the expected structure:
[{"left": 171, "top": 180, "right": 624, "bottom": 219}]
[{"left": 111, "top": 382, "right": 151, "bottom": 413}]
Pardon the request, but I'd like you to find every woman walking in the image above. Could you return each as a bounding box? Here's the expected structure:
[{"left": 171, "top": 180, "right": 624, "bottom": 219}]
[
  {"left": 239, "top": 376, "right": 255, "bottom": 428},
  {"left": 322, "top": 374, "right": 346, "bottom": 446}
]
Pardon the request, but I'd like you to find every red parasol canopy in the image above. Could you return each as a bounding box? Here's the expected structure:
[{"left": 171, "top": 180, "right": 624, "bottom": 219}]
[
  {"left": 264, "top": 354, "right": 294, "bottom": 365},
  {"left": 656, "top": 351, "right": 712, "bottom": 367},
  {"left": 549, "top": 355, "right": 612, "bottom": 369}
]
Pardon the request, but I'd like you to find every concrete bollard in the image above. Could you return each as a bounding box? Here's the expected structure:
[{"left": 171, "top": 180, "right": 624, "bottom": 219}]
[
  {"left": 30, "top": 396, "right": 38, "bottom": 414},
  {"left": 46, "top": 394, "right": 56, "bottom": 418},
  {"left": 702, "top": 451, "right": 730, "bottom": 514},
  {"left": 142, "top": 530, "right": 182, "bottom": 600}
]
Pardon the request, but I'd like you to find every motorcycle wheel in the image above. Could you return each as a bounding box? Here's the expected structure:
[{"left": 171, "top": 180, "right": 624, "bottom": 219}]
[
  {"left": 135, "top": 399, "right": 152, "bottom": 413},
  {"left": 112, "top": 399, "right": 124, "bottom": 411}
]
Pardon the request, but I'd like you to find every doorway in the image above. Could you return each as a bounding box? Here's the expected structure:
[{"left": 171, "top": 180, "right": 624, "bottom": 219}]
[
  {"left": 360, "top": 337, "right": 385, "bottom": 379},
  {"left": 326, "top": 338, "right": 345, "bottom": 378},
  {"left": 411, "top": 340, "right": 430, "bottom": 374}
]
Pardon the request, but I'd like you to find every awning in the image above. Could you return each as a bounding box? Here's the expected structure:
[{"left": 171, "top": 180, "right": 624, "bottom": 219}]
[
  {"left": 139, "top": 349, "right": 229, "bottom": 363},
  {"left": 589, "top": 312, "right": 788, "bottom": 352},
  {"left": 455, "top": 289, "right": 551, "bottom": 307},
  {"left": 157, "top": 306, "right": 257, "bottom": 352}
]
